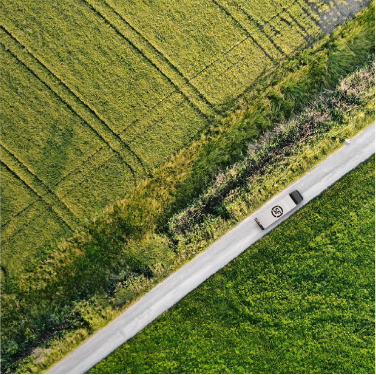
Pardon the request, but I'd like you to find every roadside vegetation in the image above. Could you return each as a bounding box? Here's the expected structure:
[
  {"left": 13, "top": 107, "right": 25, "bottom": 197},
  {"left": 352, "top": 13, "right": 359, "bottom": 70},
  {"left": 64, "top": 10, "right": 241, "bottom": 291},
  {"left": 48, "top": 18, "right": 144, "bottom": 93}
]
[
  {"left": 1, "top": 2, "right": 374, "bottom": 373},
  {"left": 0, "top": 0, "right": 330, "bottom": 273},
  {"left": 91, "top": 155, "right": 375, "bottom": 374}
]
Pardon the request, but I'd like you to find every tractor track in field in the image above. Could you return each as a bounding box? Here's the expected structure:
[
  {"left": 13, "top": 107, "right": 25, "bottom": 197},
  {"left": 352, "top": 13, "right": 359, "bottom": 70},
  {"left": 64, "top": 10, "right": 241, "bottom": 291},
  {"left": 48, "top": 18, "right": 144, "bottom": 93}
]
[
  {"left": 121, "top": 99, "right": 206, "bottom": 149},
  {"left": 99, "top": 0, "right": 216, "bottom": 115},
  {"left": 228, "top": 0, "right": 289, "bottom": 57},
  {"left": 188, "top": 0, "right": 316, "bottom": 82},
  {"left": 210, "top": 0, "right": 274, "bottom": 62},
  {"left": 0, "top": 212, "right": 45, "bottom": 253},
  {"left": 285, "top": 9, "right": 310, "bottom": 36},
  {"left": 0, "top": 24, "right": 147, "bottom": 177},
  {"left": 0, "top": 193, "right": 36, "bottom": 230},
  {"left": 0, "top": 145, "right": 77, "bottom": 231},
  {"left": 82, "top": 0, "right": 216, "bottom": 121},
  {"left": 299, "top": 0, "right": 321, "bottom": 27}
]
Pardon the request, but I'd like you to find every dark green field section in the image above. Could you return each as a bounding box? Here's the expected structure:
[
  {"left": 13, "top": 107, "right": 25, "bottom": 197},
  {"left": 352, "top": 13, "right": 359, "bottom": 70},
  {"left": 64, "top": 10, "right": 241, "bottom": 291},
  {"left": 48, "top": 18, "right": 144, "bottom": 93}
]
[
  {"left": 91, "top": 156, "right": 375, "bottom": 375},
  {"left": 0, "top": 0, "right": 369, "bottom": 277}
]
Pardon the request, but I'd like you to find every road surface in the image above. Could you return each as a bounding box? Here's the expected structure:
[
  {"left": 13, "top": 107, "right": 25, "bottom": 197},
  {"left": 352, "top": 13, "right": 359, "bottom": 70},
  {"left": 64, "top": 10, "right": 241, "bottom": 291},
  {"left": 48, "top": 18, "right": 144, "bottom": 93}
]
[{"left": 47, "top": 123, "right": 375, "bottom": 374}]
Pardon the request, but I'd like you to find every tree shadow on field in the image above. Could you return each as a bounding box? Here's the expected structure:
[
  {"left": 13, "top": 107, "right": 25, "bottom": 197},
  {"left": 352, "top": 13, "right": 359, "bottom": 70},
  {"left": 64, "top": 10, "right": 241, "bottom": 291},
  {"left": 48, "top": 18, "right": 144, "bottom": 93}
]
[{"left": 308, "top": 0, "right": 371, "bottom": 35}]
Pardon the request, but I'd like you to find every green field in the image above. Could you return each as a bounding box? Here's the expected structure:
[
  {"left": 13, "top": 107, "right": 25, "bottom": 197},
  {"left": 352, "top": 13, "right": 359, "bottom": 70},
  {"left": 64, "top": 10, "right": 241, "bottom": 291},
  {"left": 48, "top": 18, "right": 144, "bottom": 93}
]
[
  {"left": 1, "top": 0, "right": 366, "bottom": 280},
  {"left": 91, "top": 155, "right": 375, "bottom": 374},
  {"left": 1, "top": 0, "right": 374, "bottom": 372}
]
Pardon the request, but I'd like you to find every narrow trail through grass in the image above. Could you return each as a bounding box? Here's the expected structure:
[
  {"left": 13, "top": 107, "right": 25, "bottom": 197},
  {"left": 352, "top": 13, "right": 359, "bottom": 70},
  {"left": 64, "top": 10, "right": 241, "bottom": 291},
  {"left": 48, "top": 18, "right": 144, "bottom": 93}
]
[
  {"left": 0, "top": 145, "right": 77, "bottom": 230},
  {"left": 88, "top": 0, "right": 216, "bottom": 117},
  {"left": 0, "top": 30, "right": 141, "bottom": 183},
  {"left": 0, "top": 26, "right": 145, "bottom": 177}
]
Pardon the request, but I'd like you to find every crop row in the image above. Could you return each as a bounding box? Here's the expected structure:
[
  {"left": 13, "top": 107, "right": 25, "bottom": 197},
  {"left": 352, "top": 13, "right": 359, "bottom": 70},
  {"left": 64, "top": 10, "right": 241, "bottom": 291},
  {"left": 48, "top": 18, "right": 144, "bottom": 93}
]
[
  {"left": 0, "top": 0, "right": 347, "bottom": 286},
  {"left": 105, "top": 0, "right": 321, "bottom": 103},
  {"left": 85, "top": 0, "right": 216, "bottom": 120}
]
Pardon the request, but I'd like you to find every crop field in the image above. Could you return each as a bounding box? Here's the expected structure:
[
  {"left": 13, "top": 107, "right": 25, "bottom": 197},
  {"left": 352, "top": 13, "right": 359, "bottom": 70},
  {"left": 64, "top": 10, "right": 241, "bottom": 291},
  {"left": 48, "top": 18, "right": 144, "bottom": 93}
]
[
  {"left": 0, "top": 0, "right": 369, "bottom": 280},
  {"left": 91, "top": 155, "right": 375, "bottom": 374},
  {"left": 1, "top": 1, "right": 374, "bottom": 371}
]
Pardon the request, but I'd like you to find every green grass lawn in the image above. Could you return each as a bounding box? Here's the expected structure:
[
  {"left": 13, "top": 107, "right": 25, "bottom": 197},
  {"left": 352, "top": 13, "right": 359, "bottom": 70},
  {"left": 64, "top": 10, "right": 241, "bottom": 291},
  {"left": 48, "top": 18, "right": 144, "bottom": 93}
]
[{"left": 91, "top": 155, "right": 375, "bottom": 374}]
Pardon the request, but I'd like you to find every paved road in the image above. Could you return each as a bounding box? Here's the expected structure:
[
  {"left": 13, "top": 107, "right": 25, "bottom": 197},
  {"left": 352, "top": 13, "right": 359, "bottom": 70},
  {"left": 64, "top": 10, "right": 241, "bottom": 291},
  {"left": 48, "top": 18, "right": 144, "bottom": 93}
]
[{"left": 47, "top": 123, "right": 375, "bottom": 374}]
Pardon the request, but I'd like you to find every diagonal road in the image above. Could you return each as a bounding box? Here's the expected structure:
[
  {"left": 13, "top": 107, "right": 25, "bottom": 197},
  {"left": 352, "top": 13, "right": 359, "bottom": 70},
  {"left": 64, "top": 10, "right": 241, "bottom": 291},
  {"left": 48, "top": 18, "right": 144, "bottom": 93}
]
[{"left": 46, "top": 123, "right": 375, "bottom": 374}]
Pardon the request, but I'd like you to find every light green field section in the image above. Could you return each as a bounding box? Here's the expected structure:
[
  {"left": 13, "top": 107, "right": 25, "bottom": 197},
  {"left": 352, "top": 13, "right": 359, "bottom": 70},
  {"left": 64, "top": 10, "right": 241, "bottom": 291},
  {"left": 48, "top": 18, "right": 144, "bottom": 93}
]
[
  {"left": 104, "top": 0, "right": 321, "bottom": 103},
  {"left": 0, "top": 0, "right": 364, "bottom": 279},
  {"left": 1, "top": 48, "right": 104, "bottom": 189},
  {"left": 0, "top": 0, "right": 176, "bottom": 133}
]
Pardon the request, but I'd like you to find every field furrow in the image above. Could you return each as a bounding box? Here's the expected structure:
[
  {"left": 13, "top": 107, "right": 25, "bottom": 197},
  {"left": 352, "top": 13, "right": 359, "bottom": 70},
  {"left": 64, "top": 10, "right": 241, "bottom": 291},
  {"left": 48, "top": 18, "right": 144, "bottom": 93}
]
[
  {"left": 84, "top": 0, "right": 216, "bottom": 119},
  {"left": 0, "top": 28, "right": 144, "bottom": 184},
  {"left": 214, "top": 0, "right": 288, "bottom": 59},
  {"left": 211, "top": 0, "right": 275, "bottom": 61},
  {"left": 0, "top": 145, "right": 77, "bottom": 230},
  {"left": 0, "top": 24, "right": 147, "bottom": 178}
]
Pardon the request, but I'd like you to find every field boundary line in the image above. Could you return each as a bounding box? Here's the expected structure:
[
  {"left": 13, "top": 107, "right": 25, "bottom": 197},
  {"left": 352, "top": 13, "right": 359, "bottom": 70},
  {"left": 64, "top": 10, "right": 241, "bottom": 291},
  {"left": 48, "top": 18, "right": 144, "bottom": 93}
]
[
  {"left": 0, "top": 24, "right": 147, "bottom": 177},
  {"left": 82, "top": 0, "right": 216, "bottom": 120},
  {"left": 0, "top": 27, "right": 145, "bottom": 182},
  {"left": 101, "top": 0, "right": 216, "bottom": 112},
  {"left": 0, "top": 145, "right": 77, "bottom": 231},
  {"left": 297, "top": 0, "right": 321, "bottom": 27},
  {"left": 211, "top": 0, "right": 275, "bottom": 61}
]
